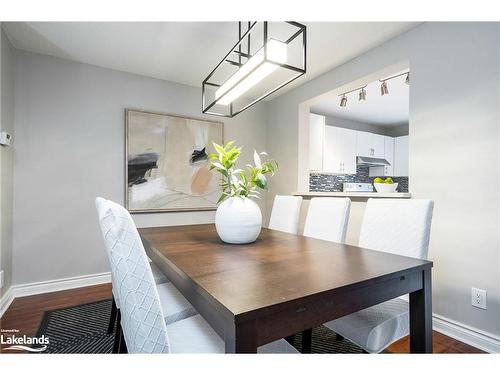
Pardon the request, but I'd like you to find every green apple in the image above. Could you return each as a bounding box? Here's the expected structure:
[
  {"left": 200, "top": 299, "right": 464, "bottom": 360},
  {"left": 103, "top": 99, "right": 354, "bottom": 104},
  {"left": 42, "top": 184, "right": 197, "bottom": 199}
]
[
  {"left": 384, "top": 177, "right": 394, "bottom": 184},
  {"left": 374, "top": 177, "right": 384, "bottom": 183}
]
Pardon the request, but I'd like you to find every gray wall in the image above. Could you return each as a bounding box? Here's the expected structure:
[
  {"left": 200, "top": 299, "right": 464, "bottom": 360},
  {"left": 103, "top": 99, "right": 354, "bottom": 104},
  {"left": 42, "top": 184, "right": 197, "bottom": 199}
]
[
  {"left": 316, "top": 113, "right": 409, "bottom": 136},
  {"left": 266, "top": 23, "right": 500, "bottom": 339},
  {"left": 0, "top": 29, "right": 15, "bottom": 297},
  {"left": 12, "top": 50, "right": 268, "bottom": 286}
]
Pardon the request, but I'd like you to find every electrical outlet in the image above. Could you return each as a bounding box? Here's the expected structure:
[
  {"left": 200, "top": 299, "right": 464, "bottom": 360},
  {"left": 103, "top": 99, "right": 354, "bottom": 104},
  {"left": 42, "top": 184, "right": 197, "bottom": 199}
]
[
  {"left": 0, "top": 270, "right": 3, "bottom": 289},
  {"left": 471, "top": 287, "right": 487, "bottom": 310}
]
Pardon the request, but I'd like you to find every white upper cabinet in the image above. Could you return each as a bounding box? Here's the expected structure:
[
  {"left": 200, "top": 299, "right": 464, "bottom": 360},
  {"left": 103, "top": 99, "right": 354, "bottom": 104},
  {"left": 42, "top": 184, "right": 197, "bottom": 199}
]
[
  {"left": 356, "top": 131, "right": 385, "bottom": 158},
  {"left": 323, "top": 126, "right": 357, "bottom": 174},
  {"left": 309, "top": 118, "right": 406, "bottom": 177},
  {"left": 394, "top": 135, "right": 409, "bottom": 176},
  {"left": 339, "top": 128, "right": 357, "bottom": 174},
  {"left": 309, "top": 114, "right": 324, "bottom": 171}
]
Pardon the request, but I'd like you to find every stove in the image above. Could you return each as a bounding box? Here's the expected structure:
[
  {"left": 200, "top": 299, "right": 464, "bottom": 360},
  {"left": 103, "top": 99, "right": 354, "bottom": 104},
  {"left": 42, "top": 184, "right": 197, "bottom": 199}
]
[{"left": 343, "top": 182, "right": 374, "bottom": 192}]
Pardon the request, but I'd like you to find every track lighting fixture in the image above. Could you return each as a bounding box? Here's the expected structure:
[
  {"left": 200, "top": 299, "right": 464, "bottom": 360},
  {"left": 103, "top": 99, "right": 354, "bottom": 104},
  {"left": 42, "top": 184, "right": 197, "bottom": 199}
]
[
  {"left": 359, "top": 87, "right": 367, "bottom": 101},
  {"left": 337, "top": 70, "right": 408, "bottom": 107},
  {"left": 380, "top": 81, "right": 389, "bottom": 96}
]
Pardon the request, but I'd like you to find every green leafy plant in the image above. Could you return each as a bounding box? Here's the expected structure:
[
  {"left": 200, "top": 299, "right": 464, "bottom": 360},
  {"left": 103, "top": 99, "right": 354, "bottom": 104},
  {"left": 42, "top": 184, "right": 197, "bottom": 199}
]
[{"left": 208, "top": 141, "right": 278, "bottom": 204}]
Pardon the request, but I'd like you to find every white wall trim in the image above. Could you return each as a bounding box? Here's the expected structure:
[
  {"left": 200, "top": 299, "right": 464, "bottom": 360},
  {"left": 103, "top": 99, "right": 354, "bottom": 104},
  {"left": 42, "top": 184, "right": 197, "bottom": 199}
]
[
  {"left": 0, "top": 287, "right": 15, "bottom": 318},
  {"left": 13, "top": 272, "right": 111, "bottom": 298},
  {"left": 433, "top": 313, "right": 500, "bottom": 353},
  {"left": 0, "top": 272, "right": 111, "bottom": 318}
]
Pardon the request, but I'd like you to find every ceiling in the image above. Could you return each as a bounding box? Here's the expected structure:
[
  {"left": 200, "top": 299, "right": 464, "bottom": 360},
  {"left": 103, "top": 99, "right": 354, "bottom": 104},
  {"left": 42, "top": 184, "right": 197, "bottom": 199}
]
[
  {"left": 310, "top": 72, "right": 409, "bottom": 126},
  {"left": 2, "top": 22, "right": 419, "bottom": 99}
]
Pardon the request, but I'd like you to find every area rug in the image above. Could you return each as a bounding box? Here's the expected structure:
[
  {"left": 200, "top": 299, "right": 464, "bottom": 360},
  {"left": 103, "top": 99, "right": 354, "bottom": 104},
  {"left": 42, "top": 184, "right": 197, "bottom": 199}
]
[{"left": 36, "top": 299, "right": 364, "bottom": 354}]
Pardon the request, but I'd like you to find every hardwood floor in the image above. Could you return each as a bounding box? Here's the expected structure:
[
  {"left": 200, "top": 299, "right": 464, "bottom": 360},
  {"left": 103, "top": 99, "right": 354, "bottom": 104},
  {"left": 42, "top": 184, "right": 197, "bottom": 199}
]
[
  {"left": 0, "top": 283, "right": 112, "bottom": 353},
  {"left": 386, "top": 331, "right": 483, "bottom": 354},
  {"left": 0, "top": 283, "right": 484, "bottom": 354}
]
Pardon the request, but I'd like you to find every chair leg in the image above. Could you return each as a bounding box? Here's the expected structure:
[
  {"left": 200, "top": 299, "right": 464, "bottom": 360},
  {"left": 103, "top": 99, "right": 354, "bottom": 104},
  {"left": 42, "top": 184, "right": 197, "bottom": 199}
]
[
  {"left": 112, "top": 310, "right": 122, "bottom": 354},
  {"left": 107, "top": 296, "right": 118, "bottom": 334},
  {"left": 301, "top": 329, "right": 313, "bottom": 354},
  {"left": 118, "top": 328, "right": 128, "bottom": 354}
]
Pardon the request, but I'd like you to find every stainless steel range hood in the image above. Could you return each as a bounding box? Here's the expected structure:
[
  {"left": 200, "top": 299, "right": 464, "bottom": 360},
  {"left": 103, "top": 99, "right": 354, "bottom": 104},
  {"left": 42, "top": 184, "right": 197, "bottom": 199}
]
[{"left": 357, "top": 156, "right": 391, "bottom": 166}]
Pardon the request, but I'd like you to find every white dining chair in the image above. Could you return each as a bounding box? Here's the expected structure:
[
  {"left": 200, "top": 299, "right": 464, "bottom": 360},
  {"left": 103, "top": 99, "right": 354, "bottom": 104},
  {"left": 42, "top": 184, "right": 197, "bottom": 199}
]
[
  {"left": 106, "top": 222, "right": 170, "bottom": 351},
  {"left": 108, "top": 257, "right": 168, "bottom": 337},
  {"left": 303, "top": 197, "right": 351, "bottom": 243},
  {"left": 323, "top": 198, "right": 434, "bottom": 353},
  {"left": 96, "top": 197, "right": 298, "bottom": 354},
  {"left": 268, "top": 195, "right": 303, "bottom": 234},
  {"left": 97, "top": 198, "right": 195, "bottom": 353}
]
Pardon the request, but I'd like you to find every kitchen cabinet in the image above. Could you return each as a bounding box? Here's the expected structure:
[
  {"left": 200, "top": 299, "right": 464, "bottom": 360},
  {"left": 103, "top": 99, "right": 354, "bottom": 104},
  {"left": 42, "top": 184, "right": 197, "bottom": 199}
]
[
  {"left": 394, "top": 135, "right": 409, "bottom": 176},
  {"left": 369, "top": 136, "right": 394, "bottom": 177},
  {"left": 356, "top": 131, "right": 385, "bottom": 158},
  {"left": 323, "top": 126, "right": 357, "bottom": 174},
  {"left": 309, "top": 118, "right": 407, "bottom": 177},
  {"left": 309, "top": 114, "right": 324, "bottom": 171}
]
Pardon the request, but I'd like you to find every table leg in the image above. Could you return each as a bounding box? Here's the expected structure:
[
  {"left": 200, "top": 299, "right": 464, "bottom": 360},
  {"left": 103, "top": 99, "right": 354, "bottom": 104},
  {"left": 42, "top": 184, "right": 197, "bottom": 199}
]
[
  {"left": 225, "top": 320, "right": 258, "bottom": 353},
  {"left": 302, "top": 328, "right": 312, "bottom": 354},
  {"left": 409, "top": 268, "right": 433, "bottom": 353}
]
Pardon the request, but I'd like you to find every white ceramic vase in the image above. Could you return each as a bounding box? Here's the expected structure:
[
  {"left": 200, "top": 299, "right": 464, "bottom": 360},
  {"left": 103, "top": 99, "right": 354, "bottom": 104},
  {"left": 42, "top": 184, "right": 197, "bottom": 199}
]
[{"left": 215, "top": 197, "right": 262, "bottom": 244}]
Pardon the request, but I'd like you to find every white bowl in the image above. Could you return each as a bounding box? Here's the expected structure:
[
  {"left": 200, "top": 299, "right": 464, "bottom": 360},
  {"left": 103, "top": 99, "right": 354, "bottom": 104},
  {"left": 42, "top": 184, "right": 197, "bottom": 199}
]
[{"left": 374, "top": 183, "right": 398, "bottom": 193}]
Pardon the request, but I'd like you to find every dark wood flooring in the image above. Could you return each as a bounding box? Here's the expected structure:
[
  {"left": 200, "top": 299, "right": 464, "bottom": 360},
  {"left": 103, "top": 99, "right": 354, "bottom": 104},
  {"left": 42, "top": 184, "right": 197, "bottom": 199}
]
[{"left": 0, "top": 283, "right": 484, "bottom": 354}]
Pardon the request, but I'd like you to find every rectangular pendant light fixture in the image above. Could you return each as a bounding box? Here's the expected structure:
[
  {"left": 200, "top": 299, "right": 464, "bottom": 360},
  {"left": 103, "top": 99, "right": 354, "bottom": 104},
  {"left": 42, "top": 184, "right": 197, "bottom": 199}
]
[
  {"left": 215, "top": 39, "right": 287, "bottom": 105},
  {"left": 202, "top": 22, "right": 306, "bottom": 118}
]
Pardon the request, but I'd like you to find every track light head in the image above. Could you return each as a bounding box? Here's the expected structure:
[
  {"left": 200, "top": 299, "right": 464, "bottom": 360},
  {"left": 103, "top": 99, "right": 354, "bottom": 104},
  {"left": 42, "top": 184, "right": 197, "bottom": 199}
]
[
  {"left": 359, "top": 87, "right": 367, "bottom": 101},
  {"left": 380, "top": 81, "right": 389, "bottom": 96},
  {"left": 405, "top": 73, "right": 410, "bottom": 85},
  {"left": 340, "top": 95, "right": 347, "bottom": 107}
]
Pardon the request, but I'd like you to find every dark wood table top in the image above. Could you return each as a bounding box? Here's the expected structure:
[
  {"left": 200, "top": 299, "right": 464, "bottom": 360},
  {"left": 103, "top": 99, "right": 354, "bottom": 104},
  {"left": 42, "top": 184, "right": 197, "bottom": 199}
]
[{"left": 139, "top": 224, "right": 432, "bottom": 322}]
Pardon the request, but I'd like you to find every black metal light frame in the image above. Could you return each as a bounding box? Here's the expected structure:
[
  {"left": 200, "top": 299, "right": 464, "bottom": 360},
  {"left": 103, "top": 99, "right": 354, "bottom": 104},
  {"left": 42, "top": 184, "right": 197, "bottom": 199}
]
[{"left": 202, "top": 21, "right": 307, "bottom": 118}]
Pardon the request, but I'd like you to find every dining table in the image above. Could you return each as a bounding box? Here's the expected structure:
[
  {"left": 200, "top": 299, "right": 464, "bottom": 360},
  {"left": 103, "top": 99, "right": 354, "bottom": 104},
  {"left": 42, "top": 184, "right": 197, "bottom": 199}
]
[{"left": 139, "top": 224, "right": 433, "bottom": 353}]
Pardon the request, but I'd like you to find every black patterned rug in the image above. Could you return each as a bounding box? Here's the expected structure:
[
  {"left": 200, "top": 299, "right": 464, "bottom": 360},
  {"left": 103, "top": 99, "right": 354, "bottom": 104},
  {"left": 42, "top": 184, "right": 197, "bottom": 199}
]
[
  {"left": 36, "top": 299, "right": 364, "bottom": 354},
  {"left": 36, "top": 299, "right": 115, "bottom": 354}
]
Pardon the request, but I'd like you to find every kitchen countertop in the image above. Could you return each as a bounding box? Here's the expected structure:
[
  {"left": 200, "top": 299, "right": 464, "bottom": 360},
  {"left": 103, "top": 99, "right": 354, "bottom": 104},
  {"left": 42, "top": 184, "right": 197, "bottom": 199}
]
[{"left": 293, "top": 191, "right": 412, "bottom": 199}]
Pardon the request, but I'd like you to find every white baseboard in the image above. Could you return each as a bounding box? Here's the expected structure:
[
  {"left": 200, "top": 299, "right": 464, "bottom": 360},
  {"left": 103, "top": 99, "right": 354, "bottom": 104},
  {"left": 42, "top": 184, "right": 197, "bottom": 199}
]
[
  {"left": 433, "top": 313, "right": 500, "bottom": 353},
  {"left": 0, "top": 287, "right": 15, "bottom": 318},
  {"left": 0, "top": 272, "right": 111, "bottom": 318}
]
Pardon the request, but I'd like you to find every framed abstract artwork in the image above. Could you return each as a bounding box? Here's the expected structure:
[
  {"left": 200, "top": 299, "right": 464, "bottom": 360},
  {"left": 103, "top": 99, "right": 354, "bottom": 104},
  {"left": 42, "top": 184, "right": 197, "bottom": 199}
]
[{"left": 125, "top": 109, "right": 223, "bottom": 213}]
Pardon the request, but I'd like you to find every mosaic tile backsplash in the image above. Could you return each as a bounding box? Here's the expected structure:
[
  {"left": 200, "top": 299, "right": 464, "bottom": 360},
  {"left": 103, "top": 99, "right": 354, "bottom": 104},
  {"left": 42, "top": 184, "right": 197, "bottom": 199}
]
[{"left": 310, "top": 165, "right": 409, "bottom": 193}]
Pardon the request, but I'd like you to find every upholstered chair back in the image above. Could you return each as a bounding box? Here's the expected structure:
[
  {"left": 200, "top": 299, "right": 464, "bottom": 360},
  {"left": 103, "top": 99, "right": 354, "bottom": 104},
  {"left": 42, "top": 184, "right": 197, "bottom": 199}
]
[
  {"left": 303, "top": 197, "right": 351, "bottom": 243},
  {"left": 359, "top": 198, "right": 434, "bottom": 260},
  {"left": 268, "top": 195, "right": 303, "bottom": 234},
  {"left": 95, "top": 197, "right": 169, "bottom": 353}
]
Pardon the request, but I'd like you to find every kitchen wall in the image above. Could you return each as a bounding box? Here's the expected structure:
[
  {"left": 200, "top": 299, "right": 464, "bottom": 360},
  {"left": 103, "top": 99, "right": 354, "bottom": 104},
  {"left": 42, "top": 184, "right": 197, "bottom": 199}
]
[
  {"left": 0, "top": 29, "right": 15, "bottom": 298},
  {"left": 266, "top": 22, "right": 500, "bottom": 345},
  {"left": 309, "top": 166, "right": 409, "bottom": 193},
  {"left": 11, "top": 50, "right": 267, "bottom": 286},
  {"left": 308, "top": 118, "right": 409, "bottom": 193}
]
